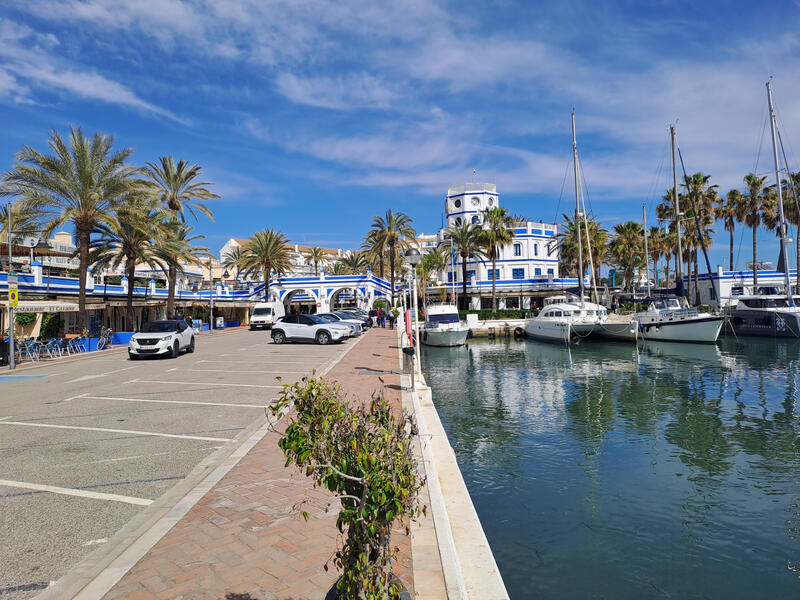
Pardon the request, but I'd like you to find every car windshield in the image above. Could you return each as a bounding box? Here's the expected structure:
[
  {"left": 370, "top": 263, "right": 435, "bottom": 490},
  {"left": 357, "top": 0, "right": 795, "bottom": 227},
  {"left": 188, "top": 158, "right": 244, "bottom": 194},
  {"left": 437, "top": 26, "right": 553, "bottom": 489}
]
[
  {"left": 336, "top": 312, "right": 357, "bottom": 319},
  {"left": 141, "top": 321, "right": 178, "bottom": 333},
  {"left": 252, "top": 308, "right": 272, "bottom": 315},
  {"left": 317, "top": 315, "right": 337, "bottom": 322},
  {"left": 306, "top": 315, "right": 327, "bottom": 324}
]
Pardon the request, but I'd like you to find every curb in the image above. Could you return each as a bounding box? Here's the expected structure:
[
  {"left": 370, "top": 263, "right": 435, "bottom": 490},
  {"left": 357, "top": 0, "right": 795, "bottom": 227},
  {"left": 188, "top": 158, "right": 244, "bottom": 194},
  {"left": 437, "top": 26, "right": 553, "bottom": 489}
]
[{"left": 35, "top": 330, "right": 367, "bottom": 600}]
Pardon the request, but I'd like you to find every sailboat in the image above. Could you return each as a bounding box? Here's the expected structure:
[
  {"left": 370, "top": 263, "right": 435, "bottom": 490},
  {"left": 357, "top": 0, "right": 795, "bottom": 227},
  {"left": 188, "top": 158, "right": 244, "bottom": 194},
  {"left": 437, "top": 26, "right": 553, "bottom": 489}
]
[
  {"left": 524, "top": 111, "right": 607, "bottom": 343},
  {"left": 727, "top": 80, "right": 800, "bottom": 337},
  {"left": 596, "top": 128, "right": 723, "bottom": 343},
  {"left": 421, "top": 239, "right": 471, "bottom": 346}
]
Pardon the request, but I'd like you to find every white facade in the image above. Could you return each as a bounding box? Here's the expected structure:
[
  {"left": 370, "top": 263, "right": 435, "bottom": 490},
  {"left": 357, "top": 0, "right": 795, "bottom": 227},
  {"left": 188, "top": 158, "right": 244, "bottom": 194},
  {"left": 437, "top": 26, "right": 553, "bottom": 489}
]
[{"left": 420, "top": 183, "right": 560, "bottom": 287}]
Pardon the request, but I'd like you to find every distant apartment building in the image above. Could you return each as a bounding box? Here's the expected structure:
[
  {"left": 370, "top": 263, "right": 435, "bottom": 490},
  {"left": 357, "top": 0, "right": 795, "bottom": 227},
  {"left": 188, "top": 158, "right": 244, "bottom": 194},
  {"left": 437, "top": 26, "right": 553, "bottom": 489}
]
[{"left": 219, "top": 238, "right": 351, "bottom": 279}]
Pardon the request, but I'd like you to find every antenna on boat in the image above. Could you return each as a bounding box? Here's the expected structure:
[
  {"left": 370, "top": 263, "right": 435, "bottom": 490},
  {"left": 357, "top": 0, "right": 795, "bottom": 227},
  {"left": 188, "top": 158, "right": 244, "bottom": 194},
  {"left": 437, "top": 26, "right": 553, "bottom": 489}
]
[
  {"left": 572, "top": 110, "right": 585, "bottom": 307},
  {"left": 670, "top": 125, "right": 685, "bottom": 298},
  {"left": 766, "top": 78, "right": 794, "bottom": 307}
]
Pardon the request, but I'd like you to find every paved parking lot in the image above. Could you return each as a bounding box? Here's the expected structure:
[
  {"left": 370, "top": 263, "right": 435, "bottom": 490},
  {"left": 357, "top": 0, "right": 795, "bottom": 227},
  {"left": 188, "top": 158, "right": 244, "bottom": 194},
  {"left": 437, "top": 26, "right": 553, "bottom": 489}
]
[{"left": 0, "top": 328, "right": 352, "bottom": 598}]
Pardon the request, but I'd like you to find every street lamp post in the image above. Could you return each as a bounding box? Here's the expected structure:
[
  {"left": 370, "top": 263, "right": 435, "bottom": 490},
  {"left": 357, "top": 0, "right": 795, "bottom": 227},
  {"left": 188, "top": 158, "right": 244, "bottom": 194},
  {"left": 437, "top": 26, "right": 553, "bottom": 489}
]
[
  {"left": 6, "top": 202, "right": 15, "bottom": 370},
  {"left": 404, "top": 248, "right": 422, "bottom": 370}
]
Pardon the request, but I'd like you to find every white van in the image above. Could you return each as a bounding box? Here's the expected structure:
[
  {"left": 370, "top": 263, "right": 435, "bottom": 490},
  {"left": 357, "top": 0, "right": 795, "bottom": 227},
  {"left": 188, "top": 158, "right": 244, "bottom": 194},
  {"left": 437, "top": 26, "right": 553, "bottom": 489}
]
[{"left": 249, "top": 301, "right": 285, "bottom": 330}]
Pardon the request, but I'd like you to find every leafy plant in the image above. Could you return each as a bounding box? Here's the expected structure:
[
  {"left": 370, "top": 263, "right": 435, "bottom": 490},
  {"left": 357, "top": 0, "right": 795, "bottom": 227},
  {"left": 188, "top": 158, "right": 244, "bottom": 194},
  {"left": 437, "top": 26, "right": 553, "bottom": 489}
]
[
  {"left": 15, "top": 312, "right": 36, "bottom": 326},
  {"left": 40, "top": 313, "right": 61, "bottom": 338},
  {"left": 270, "top": 377, "right": 423, "bottom": 600},
  {"left": 458, "top": 309, "right": 527, "bottom": 320}
]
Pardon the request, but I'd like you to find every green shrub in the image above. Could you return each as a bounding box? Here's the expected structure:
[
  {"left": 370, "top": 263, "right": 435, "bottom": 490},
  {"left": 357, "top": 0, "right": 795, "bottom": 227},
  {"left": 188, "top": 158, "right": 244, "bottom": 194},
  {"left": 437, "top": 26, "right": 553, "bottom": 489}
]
[
  {"left": 458, "top": 309, "right": 527, "bottom": 320},
  {"left": 271, "top": 378, "right": 422, "bottom": 599},
  {"left": 15, "top": 312, "right": 36, "bottom": 326},
  {"left": 40, "top": 313, "right": 61, "bottom": 338}
]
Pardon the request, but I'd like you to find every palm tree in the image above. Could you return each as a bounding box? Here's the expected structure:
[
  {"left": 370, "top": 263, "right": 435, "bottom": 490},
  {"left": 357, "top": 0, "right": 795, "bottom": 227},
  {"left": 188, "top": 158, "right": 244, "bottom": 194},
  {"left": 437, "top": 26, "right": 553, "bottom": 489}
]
[
  {"left": 609, "top": 221, "right": 645, "bottom": 292},
  {"left": 420, "top": 246, "right": 449, "bottom": 305},
  {"left": 683, "top": 173, "right": 718, "bottom": 303},
  {"left": 368, "top": 210, "right": 415, "bottom": 305},
  {"left": 445, "top": 222, "right": 485, "bottom": 310},
  {"left": 238, "top": 229, "right": 292, "bottom": 301},
  {"left": 0, "top": 127, "right": 144, "bottom": 328},
  {"left": 329, "top": 261, "right": 348, "bottom": 275},
  {"left": 738, "top": 173, "right": 770, "bottom": 285},
  {"left": 221, "top": 246, "right": 244, "bottom": 282},
  {"left": 0, "top": 199, "right": 41, "bottom": 245},
  {"left": 144, "top": 156, "right": 218, "bottom": 221},
  {"left": 480, "top": 207, "right": 514, "bottom": 313},
  {"left": 155, "top": 221, "right": 209, "bottom": 316},
  {"left": 719, "top": 190, "right": 742, "bottom": 271},
  {"left": 305, "top": 246, "right": 327, "bottom": 275},
  {"left": 647, "top": 226, "right": 666, "bottom": 288},
  {"left": 361, "top": 229, "right": 387, "bottom": 279},
  {"left": 89, "top": 196, "right": 168, "bottom": 330},
  {"left": 557, "top": 213, "right": 608, "bottom": 284},
  {"left": 339, "top": 251, "right": 369, "bottom": 274},
  {"left": 781, "top": 171, "right": 800, "bottom": 286}
]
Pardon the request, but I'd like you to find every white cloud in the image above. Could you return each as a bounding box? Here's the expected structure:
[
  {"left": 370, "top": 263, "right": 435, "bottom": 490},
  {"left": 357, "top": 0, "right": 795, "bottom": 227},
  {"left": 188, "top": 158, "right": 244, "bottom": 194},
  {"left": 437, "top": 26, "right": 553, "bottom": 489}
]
[{"left": 275, "top": 73, "right": 396, "bottom": 110}]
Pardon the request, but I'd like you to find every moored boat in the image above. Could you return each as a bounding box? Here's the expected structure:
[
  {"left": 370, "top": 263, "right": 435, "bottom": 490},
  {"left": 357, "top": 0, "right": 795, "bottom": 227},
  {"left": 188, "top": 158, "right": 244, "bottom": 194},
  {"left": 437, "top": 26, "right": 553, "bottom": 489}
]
[
  {"left": 524, "top": 296, "right": 607, "bottom": 343},
  {"left": 421, "top": 304, "right": 470, "bottom": 347}
]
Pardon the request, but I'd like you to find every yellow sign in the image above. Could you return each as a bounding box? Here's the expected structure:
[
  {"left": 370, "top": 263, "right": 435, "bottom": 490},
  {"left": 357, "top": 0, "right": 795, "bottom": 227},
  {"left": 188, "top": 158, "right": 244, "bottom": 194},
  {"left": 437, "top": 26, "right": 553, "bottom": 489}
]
[{"left": 8, "top": 284, "right": 18, "bottom": 308}]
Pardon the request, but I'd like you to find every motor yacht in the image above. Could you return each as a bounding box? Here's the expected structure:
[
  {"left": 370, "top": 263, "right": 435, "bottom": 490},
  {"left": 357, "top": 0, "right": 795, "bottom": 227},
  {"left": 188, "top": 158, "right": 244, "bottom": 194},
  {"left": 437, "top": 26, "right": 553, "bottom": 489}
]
[
  {"left": 421, "top": 304, "right": 471, "bottom": 347},
  {"left": 524, "top": 296, "right": 608, "bottom": 343},
  {"left": 726, "top": 294, "right": 800, "bottom": 337},
  {"left": 598, "top": 296, "right": 723, "bottom": 343}
]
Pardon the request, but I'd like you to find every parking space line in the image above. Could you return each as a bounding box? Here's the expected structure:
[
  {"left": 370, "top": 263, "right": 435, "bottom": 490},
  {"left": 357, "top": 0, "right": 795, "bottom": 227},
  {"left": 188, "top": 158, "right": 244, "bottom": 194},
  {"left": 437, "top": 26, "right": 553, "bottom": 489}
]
[
  {"left": 0, "top": 420, "right": 232, "bottom": 442},
  {"left": 124, "top": 378, "right": 281, "bottom": 389},
  {"left": 67, "top": 365, "right": 140, "bottom": 384},
  {"left": 197, "top": 359, "right": 319, "bottom": 365},
  {"left": 0, "top": 479, "right": 153, "bottom": 506},
  {"left": 80, "top": 395, "right": 265, "bottom": 409}
]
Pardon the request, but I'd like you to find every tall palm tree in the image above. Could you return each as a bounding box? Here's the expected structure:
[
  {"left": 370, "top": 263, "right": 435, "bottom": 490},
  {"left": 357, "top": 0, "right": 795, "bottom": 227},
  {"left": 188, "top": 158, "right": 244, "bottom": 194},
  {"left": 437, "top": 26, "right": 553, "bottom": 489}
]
[
  {"left": 221, "top": 246, "right": 243, "bottom": 282},
  {"left": 144, "top": 156, "right": 218, "bottom": 221},
  {"left": 305, "top": 246, "right": 327, "bottom": 275},
  {"left": 480, "top": 207, "right": 514, "bottom": 313},
  {"left": 0, "top": 127, "right": 144, "bottom": 328},
  {"left": 339, "top": 251, "right": 369, "bottom": 274},
  {"left": 719, "top": 190, "right": 742, "bottom": 271},
  {"left": 683, "top": 173, "right": 718, "bottom": 303},
  {"left": 420, "top": 246, "right": 449, "bottom": 305},
  {"left": 556, "top": 213, "right": 608, "bottom": 284},
  {"left": 445, "top": 222, "right": 485, "bottom": 310},
  {"left": 781, "top": 171, "right": 800, "bottom": 285},
  {"left": 89, "top": 196, "right": 168, "bottom": 330},
  {"left": 0, "top": 199, "right": 41, "bottom": 245},
  {"left": 238, "top": 229, "right": 292, "bottom": 301},
  {"left": 738, "top": 173, "right": 770, "bottom": 285},
  {"left": 647, "top": 226, "right": 666, "bottom": 288},
  {"left": 155, "top": 221, "right": 209, "bottom": 316},
  {"left": 609, "top": 222, "right": 645, "bottom": 292},
  {"left": 368, "top": 210, "right": 415, "bottom": 305}
]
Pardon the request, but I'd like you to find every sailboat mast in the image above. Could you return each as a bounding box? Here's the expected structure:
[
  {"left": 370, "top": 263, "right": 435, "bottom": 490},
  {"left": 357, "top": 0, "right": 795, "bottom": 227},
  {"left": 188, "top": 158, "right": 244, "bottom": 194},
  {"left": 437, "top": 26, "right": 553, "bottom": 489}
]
[
  {"left": 643, "top": 204, "right": 650, "bottom": 296},
  {"left": 671, "top": 125, "right": 683, "bottom": 296},
  {"left": 572, "top": 111, "right": 585, "bottom": 306},
  {"left": 767, "top": 79, "right": 793, "bottom": 306}
]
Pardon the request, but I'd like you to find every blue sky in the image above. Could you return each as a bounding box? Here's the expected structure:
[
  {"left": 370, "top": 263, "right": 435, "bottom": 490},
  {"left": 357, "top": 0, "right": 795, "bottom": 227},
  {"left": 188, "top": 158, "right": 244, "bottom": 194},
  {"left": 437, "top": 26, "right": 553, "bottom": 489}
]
[{"left": 1, "top": 0, "right": 799, "bottom": 269}]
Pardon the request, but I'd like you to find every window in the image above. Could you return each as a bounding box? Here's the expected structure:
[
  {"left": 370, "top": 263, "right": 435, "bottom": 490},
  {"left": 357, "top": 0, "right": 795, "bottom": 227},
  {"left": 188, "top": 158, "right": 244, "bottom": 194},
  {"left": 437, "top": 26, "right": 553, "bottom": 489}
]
[
  {"left": 547, "top": 268, "right": 554, "bottom": 275},
  {"left": 466, "top": 270, "right": 476, "bottom": 280},
  {"left": 455, "top": 217, "right": 462, "bottom": 226},
  {"left": 534, "top": 268, "right": 542, "bottom": 276},
  {"left": 454, "top": 198, "right": 461, "bottom": 208},
  {"left": 471, "top": 196, "right": 480, "bottom": 206},
  {"left": 447, "top": 272, "right": 454, "bottom": 282},
  {"left": 488, "top": 269, "right": 500, "bottom": 280},
  {"left": 512, "top": 268, "right": 524, "bottom": 279},
  {"left": 471, "top": 215, "right": 480, "bottom": 224},
  {"left": 513, "top": 243, "right": 521, "bottom": 257},
  {"left": 534, "top": 243, "right": 539, "bottom": 256},
  {"left": 488, "top": 197, "right": 494, "bottom": 206}
]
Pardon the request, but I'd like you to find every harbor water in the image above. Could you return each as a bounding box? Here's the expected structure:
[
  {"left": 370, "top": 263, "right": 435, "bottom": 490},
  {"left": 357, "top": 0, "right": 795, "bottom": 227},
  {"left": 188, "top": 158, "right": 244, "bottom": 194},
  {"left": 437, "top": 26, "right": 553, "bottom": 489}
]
[{"left": 421, "top": 338, "right": 800, "bottom": 600}]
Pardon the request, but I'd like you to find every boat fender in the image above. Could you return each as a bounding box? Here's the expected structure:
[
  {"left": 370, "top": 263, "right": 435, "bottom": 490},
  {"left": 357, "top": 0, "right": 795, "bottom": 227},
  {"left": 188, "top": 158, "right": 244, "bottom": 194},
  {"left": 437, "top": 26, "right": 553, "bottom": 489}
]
[
  {"left": 467, "top": 329, "right": 474, "bottom": 339},
  {"left": 513, "top": 326, "right": 524, "bottom": 339}
]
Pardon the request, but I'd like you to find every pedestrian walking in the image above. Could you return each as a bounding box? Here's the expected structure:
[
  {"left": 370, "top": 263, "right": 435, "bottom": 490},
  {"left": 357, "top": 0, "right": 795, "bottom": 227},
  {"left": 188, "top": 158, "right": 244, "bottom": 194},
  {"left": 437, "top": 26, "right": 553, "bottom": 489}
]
[
  {"left": 388, "top": 311, "right": 395, "bottom": 329},
  {"left": 379, "top": 310, "right": 386, "bottom": 328}
]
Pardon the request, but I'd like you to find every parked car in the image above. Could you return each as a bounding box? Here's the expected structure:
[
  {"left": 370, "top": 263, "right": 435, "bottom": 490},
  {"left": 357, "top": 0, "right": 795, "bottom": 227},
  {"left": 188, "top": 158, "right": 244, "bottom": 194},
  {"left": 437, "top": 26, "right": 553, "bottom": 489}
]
[
  {"left": 335, "top": 310, "right": 372, "bottom": 328},
  {"left": 271, "top": 315, "right": 349, "bottom": 345},
  {"left": 129, "top": 320, "right": 194, "bottom": 359},
  {"left": 249, "top": 301, "right": 285, "bottom": 330},
  {"left": 317, "top": 313, "right": 364, "bottom": 336}
]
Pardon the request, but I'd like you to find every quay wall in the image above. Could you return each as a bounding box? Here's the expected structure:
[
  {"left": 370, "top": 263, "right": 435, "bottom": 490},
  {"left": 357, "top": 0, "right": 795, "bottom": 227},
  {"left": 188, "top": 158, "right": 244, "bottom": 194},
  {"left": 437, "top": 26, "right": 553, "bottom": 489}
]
[{"left": 399, "top": 328, "right": 510, "bottom": 599}]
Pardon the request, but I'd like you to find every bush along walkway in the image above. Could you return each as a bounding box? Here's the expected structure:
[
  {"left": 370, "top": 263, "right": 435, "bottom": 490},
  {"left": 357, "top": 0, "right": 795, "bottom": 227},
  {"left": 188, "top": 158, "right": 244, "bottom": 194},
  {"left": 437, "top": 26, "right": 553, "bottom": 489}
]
[{"left": 101, "top": 327, "right": 417, "bottom": 600}]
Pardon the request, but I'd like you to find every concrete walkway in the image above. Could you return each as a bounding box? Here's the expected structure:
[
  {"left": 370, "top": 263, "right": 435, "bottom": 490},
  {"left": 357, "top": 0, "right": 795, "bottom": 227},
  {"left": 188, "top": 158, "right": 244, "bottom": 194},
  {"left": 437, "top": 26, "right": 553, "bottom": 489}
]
[{"left": 99, "top": 328, "right": 415, "bottom": 600}]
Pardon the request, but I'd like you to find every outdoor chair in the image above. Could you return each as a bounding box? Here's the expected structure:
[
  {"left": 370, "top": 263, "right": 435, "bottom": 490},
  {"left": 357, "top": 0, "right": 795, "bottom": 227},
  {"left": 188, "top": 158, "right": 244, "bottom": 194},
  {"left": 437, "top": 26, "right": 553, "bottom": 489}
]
[{"left": 17, "top": 340, "right": 40, "bottom": 363}]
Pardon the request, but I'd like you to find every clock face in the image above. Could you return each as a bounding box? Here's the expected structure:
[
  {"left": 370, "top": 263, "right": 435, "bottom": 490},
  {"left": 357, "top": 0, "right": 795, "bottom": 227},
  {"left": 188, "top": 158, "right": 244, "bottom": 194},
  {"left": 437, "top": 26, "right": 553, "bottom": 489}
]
[
  {"left": 454, "top": 199, "right": 461, "bottom": 208},
  {"left": 471, "top": 196, "right": 480, "bottom": 206}
]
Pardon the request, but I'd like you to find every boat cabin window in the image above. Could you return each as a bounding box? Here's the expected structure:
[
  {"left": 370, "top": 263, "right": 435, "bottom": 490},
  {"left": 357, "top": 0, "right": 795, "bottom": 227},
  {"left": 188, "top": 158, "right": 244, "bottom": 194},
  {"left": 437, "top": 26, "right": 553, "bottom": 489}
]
[
  {"left": 731, "top": 286, "right": 744, "bottom": 296},
  {"left": 742, "top": 298, "right": 788, "bottom": 308},
  {"left": 545, "top": 310, "right": 562, "bottom": 317},
  {"left": 428, "top": 313, "right": 460, "bottom": 324}
]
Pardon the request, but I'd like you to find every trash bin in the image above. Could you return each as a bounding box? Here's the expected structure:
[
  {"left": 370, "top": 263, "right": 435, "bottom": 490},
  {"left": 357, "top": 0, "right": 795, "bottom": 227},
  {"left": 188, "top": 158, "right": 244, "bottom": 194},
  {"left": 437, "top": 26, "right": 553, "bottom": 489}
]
[{"left": 215, "top": 316, "right": 225, "bottom": 329}]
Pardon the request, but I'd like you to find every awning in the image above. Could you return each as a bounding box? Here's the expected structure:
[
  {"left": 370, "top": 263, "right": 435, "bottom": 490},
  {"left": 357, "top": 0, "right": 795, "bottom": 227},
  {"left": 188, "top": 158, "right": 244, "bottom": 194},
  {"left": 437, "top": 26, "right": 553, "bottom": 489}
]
[{"left": 0, "top": 300, "right": 79, "bottom": 312}]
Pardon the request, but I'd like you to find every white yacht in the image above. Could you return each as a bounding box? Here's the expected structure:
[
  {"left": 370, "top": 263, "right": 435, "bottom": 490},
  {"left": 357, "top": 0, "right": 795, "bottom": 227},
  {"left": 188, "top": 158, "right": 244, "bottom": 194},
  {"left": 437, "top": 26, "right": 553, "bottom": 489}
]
[
  {"left": 598, "top": 296, "right": 723, "bottom": 343},
  {"left": 524, "top": 296, "right": 608, "bottom": 343},
  {"left": 421, "top": 304, "right": 471, "bottom": 347},
  {"left": 726, "top": 294, "right": 800, "bottom": 337}
]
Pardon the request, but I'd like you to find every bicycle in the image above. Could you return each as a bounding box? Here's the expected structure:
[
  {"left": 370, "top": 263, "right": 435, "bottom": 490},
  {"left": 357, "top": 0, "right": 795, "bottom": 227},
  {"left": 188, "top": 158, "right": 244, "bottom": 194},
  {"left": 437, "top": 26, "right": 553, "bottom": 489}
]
[{"left": 96, "top": 327, "right": 113, "bottom": 351}]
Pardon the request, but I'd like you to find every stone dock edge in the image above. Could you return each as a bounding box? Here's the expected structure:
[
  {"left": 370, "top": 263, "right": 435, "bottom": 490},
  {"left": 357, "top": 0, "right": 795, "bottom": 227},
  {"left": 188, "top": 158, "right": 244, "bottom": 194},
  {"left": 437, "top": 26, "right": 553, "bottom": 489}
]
[{"left": 398, "top": 329, "right": 510, "bottom": 600}]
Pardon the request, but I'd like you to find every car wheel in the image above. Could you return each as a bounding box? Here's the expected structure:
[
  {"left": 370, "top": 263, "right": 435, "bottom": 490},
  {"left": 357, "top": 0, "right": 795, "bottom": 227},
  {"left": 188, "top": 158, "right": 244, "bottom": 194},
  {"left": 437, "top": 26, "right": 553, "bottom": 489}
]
[
  {"left": 316, "top": 331, "right": 331, "bottom": 345},
  {"left": 272, "top": 330, "right": 286, "bottom": 344},
  {"left": 186, "top": 337, "right": 195, "bottom": 353},
  {"left": 171, "top": 341, "right": 180, "bottom": 358},
  {"left": 128, "top": 352, "right": 139, "bottom": 361}
]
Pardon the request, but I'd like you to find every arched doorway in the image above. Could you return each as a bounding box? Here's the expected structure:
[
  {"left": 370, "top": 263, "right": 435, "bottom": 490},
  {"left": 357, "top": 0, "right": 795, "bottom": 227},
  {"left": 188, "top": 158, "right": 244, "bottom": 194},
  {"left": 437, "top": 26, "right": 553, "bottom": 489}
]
[
  {"left": 329, "top": 287, "right": 363, "bottom": 310},
  {"left": 282, "top": 289, "right": 317, "bottom": 314}
]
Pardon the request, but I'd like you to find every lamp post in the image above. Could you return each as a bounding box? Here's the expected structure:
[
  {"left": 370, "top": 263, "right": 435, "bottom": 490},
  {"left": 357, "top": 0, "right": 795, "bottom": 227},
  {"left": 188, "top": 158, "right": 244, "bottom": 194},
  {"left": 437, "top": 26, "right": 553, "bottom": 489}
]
[
  {"left": 404, "top": 248, "right": 422, "bottom": 370},
  {"left": 35, "top": 237, "right": 52, "bottom": 292},
  {"left": 6, "top": 202, "right": 15, "bottom": 370}
]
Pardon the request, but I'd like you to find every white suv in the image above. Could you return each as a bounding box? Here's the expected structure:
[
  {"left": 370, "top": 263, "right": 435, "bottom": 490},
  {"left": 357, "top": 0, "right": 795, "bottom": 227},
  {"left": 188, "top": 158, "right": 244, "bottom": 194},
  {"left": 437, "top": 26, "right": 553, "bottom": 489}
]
[
  {"left": 129, "top": 320, "right": 195, "bottom": 359},
  {"left": 271, "top": 315, "right": 349, "bottom": 345}
]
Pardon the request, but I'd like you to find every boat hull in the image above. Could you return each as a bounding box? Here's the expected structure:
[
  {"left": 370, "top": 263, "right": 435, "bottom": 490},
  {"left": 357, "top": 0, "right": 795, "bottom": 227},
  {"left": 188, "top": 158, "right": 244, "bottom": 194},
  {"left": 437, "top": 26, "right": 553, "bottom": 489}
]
[
  {"left": 639, "top": 316, "right": 723, "bottom": 343},
  {"left": 524, "top": 319, "right": 573, "bottom": 343},
  {"left": 726, "top": 310, "right": 800, "bottom": 338},
  {"left": 595, "top": 321, "right": 638, "bottom": 341},
  {"left": 421, "top": 326, "right": 470, "bottom": 347}
]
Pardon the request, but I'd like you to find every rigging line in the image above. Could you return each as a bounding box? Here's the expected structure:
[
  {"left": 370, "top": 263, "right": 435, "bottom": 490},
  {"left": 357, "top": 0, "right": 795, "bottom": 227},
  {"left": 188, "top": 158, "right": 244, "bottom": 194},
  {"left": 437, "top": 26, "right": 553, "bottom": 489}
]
[
  {"left": 775, "top": 106, "right": 800, "bottom": 178},
  {"left": 777, "top": 127, "right": 800, "bottom": 272},
  {"left": 677, "top": 146, "right": 717, "bottom": 301},
  {"left": 645, "top": 137, "right": 670, "bottom": 216},
  {"left": 754, "top": 108, "right": 768, "bottom": 174},
  {"left": 553, "top": 149, "right": 572, "bottom": 225}
]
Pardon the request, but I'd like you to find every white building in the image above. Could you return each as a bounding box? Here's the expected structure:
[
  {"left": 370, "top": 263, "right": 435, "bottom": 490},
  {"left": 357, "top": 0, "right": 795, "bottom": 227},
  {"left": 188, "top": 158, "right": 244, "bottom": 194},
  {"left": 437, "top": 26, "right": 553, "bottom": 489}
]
[
  {"left": 416, "top": 183, "right": 562, "bottom": 309},
  {"left": 219, "top": 238, "right": 351, "bottom": 278}
]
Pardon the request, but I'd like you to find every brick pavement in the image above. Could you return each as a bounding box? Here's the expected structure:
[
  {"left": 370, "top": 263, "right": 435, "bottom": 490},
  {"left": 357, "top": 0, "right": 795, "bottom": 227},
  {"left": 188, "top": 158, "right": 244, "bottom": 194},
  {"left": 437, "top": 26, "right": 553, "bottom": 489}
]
[{"left": 101, "top": 327, "right": 414, "bottom": 600}]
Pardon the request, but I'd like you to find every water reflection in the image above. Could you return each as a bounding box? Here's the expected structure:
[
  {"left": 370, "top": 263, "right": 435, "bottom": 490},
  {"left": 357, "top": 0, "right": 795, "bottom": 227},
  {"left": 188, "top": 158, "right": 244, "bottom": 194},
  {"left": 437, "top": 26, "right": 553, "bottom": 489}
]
[{"left": 422, "top": 338, "right": 800, "bottom": 600}]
